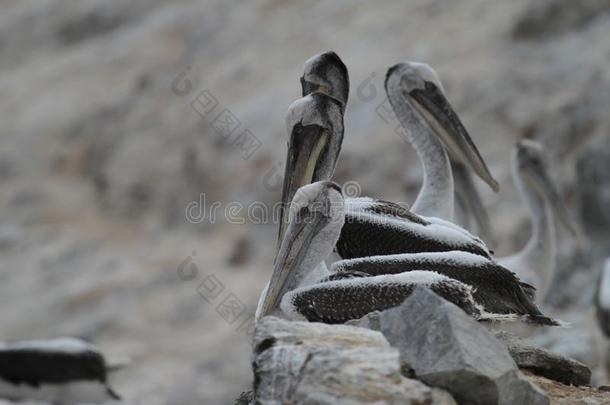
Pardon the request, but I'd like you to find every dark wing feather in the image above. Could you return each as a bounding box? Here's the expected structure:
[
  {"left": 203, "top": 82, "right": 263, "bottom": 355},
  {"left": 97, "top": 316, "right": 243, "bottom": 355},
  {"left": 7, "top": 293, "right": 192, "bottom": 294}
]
[
  {"left": 336, "top": 210, "right": 491, "bottom": 260},
  {"left": 332, "top": 254, "right": 541, "bottom": 317},
  {"left": 289, "top": 277, "right": 478, "bottom": 324},
  {"left": 291, "top": 280, "right": 417, "bottom": 324}
]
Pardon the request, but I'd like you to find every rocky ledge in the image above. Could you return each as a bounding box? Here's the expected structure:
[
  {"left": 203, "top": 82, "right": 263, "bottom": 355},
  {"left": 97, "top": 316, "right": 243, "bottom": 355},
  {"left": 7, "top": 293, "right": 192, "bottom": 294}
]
[{"left": 242, "top": 287, "right": 610, "bottom": 405}]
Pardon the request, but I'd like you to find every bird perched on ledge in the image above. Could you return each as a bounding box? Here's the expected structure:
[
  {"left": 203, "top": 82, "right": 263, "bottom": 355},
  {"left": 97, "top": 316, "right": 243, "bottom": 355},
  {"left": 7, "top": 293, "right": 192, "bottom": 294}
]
[
  {"left": 258, "top": 181, "right": 558, "bottom": 326},
  {"left": 259, "top": 52, "right": 560, "bottom": 329}
]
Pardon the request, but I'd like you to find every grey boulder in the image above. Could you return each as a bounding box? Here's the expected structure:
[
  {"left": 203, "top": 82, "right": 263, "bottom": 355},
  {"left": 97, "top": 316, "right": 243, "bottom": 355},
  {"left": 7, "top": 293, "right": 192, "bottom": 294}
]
[
  {"left": 349, "top": 287, "right": 549, "bottom": 405},
  {"left": 493, "top": 330, "right": 591, "bottom": 386},
  {"left": 252, "top": 316, "right": 456, "bottom": 405}
]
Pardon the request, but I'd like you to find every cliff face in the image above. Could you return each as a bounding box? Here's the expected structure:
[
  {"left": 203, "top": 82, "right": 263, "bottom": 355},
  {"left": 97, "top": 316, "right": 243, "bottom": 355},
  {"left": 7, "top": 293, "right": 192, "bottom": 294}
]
[{"left": 1, "top": 0, "right": 610, "bottom": 404}]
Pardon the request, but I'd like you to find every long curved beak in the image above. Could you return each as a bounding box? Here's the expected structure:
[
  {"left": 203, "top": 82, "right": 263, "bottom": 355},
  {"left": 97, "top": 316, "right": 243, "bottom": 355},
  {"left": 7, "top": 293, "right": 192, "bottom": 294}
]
[
  {"left": 260, "top": 211, "right": 328, "bottom": 318},
  {"left": 452, "top": 160, "right": 495, "bottom": 247},
  {"left": 277, "top": 124, "right": 329, "bottom": 247},
  {"left": 523, "top": 163, "right": 577, "bottom": 236},
  {"left": 407, "top": 83, "right": 499, "bottom": 192}
]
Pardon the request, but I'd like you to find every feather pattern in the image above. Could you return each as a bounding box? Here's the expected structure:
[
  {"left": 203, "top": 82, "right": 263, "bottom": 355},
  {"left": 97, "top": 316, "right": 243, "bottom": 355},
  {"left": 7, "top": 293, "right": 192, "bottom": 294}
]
[
  {"left": 330, "top": 251, "right": 538, "bottom": 316},
  {"left": 336, "top": 200, "right": 492, "bottom": 260}
]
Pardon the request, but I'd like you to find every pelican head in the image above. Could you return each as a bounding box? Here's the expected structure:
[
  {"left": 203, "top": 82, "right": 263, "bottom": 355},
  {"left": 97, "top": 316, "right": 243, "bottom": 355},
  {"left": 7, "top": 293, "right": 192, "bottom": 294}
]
[
  {"left": 259, "top": 181, "right": 345, "bottom": 318},
  {"left": 385, "top": 62, "right": 499, "bottom": 192},
  {"left": 277, "top": 93, "right": 344, "bottom": 244},
  {"left": 513, "top": 139, "right": 577, "bottom": 235},
  {"left": 301, "top": 51, "right": 349, "bottom": 107}
]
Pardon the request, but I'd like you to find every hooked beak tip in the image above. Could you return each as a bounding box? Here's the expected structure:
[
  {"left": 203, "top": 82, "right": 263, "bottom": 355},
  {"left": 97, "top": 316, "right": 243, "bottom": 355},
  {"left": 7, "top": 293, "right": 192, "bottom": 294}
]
[{"left": 489, "top": 179, "right": 500, "bottom": 193}]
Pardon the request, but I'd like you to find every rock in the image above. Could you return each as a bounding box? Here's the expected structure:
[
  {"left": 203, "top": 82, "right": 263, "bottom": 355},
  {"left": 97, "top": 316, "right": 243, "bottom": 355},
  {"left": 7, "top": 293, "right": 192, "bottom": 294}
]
[
  {"left": 349, "top": 287, "right": 549, "bottom": 405},
  {"left": 522, "top": 370, "right": 610, "bottom": 404},
  {"left": 252, "top": 316, "right": 457, "bottom": 405},
  {"left": 493, "top": 331, "right": 591, "bottom": 386}
]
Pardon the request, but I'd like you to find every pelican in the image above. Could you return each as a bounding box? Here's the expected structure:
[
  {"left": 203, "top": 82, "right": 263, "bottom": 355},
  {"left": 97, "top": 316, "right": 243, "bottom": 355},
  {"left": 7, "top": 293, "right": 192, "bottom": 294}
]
[
  {"left": 274, "top": 51, "right": 348, "bottom": 252},
  {"left": 498, "top": 140, "right": 577, "bottom": 302},
  {"left": 384, "top": 61, "right": 499, "bottom": 221},
  {"left": 280, "top": 92, "right": 492, "bottom": 262},
  {"left": 300, "top": 52, "right": 499, "bottom": 223},
  {"left": 595, "top": 258, "right": 610, "bottom": 338},
  {"left": 386, "top": 61, "right": 495, "bottom": 243},
  {"left": 257, "top": 181, "right": 558, "bottom": 326},
  {"left": 259, "top": 54, "right": 561, "bottom": 327},
  {"left": 0, "top": 338, "right": 121, "bottom": 405},
  {"left": 275, "top": 92, "right": 344, "bottom": 251},
  {"left": 283, "top": 53, "right": 497, "bottom": 261}
]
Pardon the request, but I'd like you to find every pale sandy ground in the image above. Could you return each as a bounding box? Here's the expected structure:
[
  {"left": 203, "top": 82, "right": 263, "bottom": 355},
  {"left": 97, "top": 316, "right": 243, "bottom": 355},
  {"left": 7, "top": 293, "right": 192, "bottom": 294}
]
[{"left": 1, "top": 0, "right": 610, "bottom": 404}]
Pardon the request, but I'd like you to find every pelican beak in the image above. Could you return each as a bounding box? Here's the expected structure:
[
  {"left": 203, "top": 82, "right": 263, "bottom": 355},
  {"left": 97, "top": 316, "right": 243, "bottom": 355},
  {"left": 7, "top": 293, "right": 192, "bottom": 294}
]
[
  {"left": 277, "top": 94, "right": 343, "bottom": 246},
  {"left": 259, "top": 208, "right": 329, "bottom": 318},
  {"left": 278, "top": 124, "right": 329, "bottom": 241},
  {"left": 452, "top": 161, "right": 495, "bottom": 246},
  {"left": 522, "top": 160, "right": 577, "bottom": 236},
  {"left": 407, "top": 82, "right": 499, "bottom": 192}
]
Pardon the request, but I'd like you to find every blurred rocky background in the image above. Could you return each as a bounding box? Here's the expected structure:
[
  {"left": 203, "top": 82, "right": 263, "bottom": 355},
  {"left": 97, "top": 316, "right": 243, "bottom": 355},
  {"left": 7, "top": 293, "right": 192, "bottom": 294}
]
[{"left": 1, "top": 0, "right": 610, "bottom": 404}]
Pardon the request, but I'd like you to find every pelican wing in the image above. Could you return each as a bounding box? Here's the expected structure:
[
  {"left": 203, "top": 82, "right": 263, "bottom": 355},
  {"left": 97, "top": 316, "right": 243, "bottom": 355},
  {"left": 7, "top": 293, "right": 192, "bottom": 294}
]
[
  {"left": 331, "top": 251, "right": 540, "bottom": 317},
  {"left": 281, "top": 271, "right": 479, "bottom": 324},
  {"left": 337, "top": 202, "right": 492, "bottom": 260}
]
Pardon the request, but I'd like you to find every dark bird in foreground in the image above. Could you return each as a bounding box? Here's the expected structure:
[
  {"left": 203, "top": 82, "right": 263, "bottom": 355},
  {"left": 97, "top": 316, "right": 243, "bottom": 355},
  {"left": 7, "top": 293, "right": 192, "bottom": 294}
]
[{"left": 0, "top": 338, "right": 121, "bottom": 405}]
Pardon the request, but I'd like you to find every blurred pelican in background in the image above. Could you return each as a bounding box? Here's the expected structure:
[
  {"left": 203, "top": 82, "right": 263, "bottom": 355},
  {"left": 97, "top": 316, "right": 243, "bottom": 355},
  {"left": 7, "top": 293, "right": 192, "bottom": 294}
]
[{"left": 498, "top": 140, "right": 577, "bottom": 303}]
